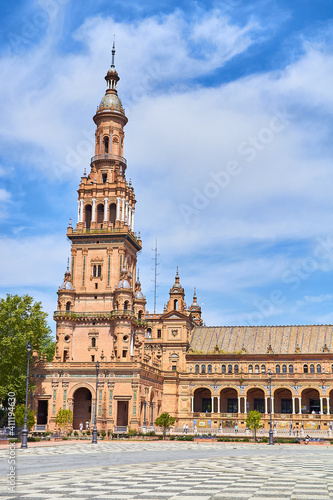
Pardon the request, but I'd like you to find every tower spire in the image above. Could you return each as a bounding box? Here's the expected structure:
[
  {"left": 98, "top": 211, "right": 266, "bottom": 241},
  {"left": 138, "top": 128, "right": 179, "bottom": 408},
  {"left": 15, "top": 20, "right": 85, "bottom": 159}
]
[{"left": 111, "top": 36, "right": 116, "bottom": 68}]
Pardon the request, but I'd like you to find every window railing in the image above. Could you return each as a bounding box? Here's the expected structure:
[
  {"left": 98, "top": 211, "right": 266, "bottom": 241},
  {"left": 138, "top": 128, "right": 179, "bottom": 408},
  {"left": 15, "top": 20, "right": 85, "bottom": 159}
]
[
  {"left": 54, "top": 309, "right": 148, "bottom": 325},
  {"left": 91, "top": 154, "right": 127, "bottom": 165}
]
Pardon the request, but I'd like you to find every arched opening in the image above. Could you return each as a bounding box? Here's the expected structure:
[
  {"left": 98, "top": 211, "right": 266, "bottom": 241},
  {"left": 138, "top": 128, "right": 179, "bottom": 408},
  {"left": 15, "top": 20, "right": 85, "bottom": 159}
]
[
  {"left": 274, "top": 388, "right": 292, "bottom": 414},
  {"left": 193, "top": 387, "right": 212, "bottom": 413},
  {"left": 147, "top": 328, "right": 152, "bottom": 338},
  {"left": 66, "top": 301, "right": 71, "bottom": 311},
  {"left": 124, "top": 300, "right": 129, "bottom": 310},
  {"left": 73, "top": 387, "right": 92, "bottom": 430},
  {"left": 109, "top": 203, "right": 116, "bottom": 226},
  {"left": 97, "top": 204, "right": 104, "bottom": 225},
  {"left": 247, "top": 388, "right": 265, "bottom": 413},
  {"left": 301, "top": 388, "right": 320, "bottom": 414},
  {"left": 173, "top": 299, "right": 178, "bottom": 310},
  {"left": 219, "top": 387, "right": 238, "bottom": 414},
  {"left": 195, "top": 364, "right": 199, "bottom": 374},
  {"left": 329, "top": 389, "right": 333, "bottom": 415},
  {"left": 85, "top": 204, "right": 92, "bottom": 229},
  {"left": 221, "top": 364, "right": 226, "bottom": 374},
  {"left": 91, "top": 337, "right": 96, "bottom": 347},
  {"left": 138, "top": 310, "right": 142, "bottom": 320},
  {"left": 103, "top": 136, "right": 109, "bottom": 154}
]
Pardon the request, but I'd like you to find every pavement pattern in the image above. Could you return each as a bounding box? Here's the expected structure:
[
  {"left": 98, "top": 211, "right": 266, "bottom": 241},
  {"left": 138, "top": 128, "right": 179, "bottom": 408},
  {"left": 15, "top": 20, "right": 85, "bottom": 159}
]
[{"left": 0, "top": 441, "right": 333, "bottom": 499}]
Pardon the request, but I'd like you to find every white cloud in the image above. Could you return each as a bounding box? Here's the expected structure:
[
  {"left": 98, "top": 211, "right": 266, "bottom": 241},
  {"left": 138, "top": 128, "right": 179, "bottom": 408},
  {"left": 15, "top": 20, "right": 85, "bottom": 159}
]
[{"left": 0, "top": 188, "right": 11, "bottom": 203}]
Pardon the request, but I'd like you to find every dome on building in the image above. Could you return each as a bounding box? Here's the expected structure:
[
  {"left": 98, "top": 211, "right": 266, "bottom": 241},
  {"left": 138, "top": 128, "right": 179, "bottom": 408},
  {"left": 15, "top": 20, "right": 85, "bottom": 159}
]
[
  {"left": 118, "top": 279, "right": 130, "bottom": 289},
  {"left": 98, "top": 93, "right": 124, "bottom": 113},
  {"left": 136, "top": 290, "right": 144, "bottom": 299}
]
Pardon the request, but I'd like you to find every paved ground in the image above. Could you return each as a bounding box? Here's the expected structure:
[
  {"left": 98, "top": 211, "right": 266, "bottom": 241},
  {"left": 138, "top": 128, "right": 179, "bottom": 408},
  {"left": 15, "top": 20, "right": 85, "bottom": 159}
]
[{"left": 0, "top": 441, "right": 333, "bottom": 499}]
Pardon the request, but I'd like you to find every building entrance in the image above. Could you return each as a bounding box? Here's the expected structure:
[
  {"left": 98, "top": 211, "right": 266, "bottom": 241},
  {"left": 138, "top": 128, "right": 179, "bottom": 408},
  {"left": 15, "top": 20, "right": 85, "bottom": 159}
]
[
  {"left": 117, "top": 401, "right": 129, "bottom": 426},
  {"left": 73, "top": 388, "right": 92, "bottom": 429},
  {"left": 37, "top": 400, "right": 48, "bottom": 425}
]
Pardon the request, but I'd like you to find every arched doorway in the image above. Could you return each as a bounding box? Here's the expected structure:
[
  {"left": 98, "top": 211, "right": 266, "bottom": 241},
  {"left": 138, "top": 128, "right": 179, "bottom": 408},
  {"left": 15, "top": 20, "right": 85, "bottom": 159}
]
[
  {"left": 97, "top": 204, "right": 104, "bottom": 225},
  {"left": 274, "top": 388, "right": 293, "bottom": 414},
  {"left": 193, "top": 388, "right": 212, "bottom": 413},
  {"left": 301, "top": 388, "right": 320, "bottom": 414},
  {"left": 109, "top": 203, "right": 116, "bottom": 226},
  {"left": 73, "top": 387, "right": 92, "bottom": 429},
  {"left": 219, "top": 388, "right": 238, "bottom": 413},
  {"left": 247, "top": 388, "right": 265, "bottom": 413}
]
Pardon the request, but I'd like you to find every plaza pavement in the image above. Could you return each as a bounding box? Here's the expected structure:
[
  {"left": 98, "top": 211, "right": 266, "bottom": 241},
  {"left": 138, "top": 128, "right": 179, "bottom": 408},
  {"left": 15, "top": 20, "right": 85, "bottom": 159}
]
[{"left": 0, "top": 440, "right": 333, "bottom": 499}]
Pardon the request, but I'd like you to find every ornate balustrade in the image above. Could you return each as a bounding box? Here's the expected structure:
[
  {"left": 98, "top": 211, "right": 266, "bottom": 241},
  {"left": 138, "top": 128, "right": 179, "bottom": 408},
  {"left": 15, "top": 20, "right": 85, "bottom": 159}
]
[{"left": 90, "top": 153, "right": 127, "bottom": 165}]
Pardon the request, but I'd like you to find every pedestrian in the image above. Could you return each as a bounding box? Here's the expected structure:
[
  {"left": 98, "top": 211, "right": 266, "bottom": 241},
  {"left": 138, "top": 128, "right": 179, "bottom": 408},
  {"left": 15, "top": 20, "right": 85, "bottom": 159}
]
[
  {"left": 234, "top": 423, "right": 238, "bottom": 433},
  {"left": 79, "top": 422, "right": 83, "bottom": 431}
]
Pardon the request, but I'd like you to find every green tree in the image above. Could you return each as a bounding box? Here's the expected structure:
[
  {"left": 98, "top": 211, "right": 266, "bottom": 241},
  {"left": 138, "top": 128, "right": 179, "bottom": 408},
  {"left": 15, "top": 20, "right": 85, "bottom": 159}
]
[
  {"left": 0, "top": 294, "right": 55, "bottom": 405},
  {"left": 154, "top": 412, "right": 176, "bottom": 439},
  {"left": 55, "top": 409, "right": 73, "bottom": 435},
  {"left": 246, "top": 410, "right": 262, "bottom": 442},
  {"left": 14, "top": 403, "right": 36, "bottom": 431}
]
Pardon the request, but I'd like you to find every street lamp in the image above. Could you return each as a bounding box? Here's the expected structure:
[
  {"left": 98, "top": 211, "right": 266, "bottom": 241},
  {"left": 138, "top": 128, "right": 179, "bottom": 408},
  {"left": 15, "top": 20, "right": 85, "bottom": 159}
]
[
  {"left": 92, "top": 361, "right": 99, "bottom": 444},
  {"left": 21, "top": 341, "right": 32, "bottom": 449},
  {"left": 268, "top": 370, "right": 274, "bottom": 445}
]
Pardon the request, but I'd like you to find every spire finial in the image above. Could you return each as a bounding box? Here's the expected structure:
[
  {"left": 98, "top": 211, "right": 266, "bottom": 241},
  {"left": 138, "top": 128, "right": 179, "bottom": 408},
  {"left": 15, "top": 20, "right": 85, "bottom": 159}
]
[
  {"left": 111, "top": 36, "right": 116, "bottom": 68},
  {"left": 193, "top": 287, "right": 197, "bottom": 299}
]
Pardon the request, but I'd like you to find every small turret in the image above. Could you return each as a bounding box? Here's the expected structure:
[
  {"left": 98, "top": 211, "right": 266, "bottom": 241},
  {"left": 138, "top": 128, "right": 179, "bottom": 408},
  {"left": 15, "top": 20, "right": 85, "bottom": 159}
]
[
  {"left": 166, "top": 267, "right": 186, "bottom": 313},
  {"left": 189, "top": 287, "right": 203, "bottom": 326}
]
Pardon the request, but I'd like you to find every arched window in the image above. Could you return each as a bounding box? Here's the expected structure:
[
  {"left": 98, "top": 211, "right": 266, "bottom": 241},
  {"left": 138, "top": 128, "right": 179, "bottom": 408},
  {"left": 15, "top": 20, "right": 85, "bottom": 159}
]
[
  {"left": 138, "top": 310, "right": 142, "bottom": 320},
  {"left": 66, "top": 301, "right": 71, "bottom": 311},
  {"left": 97, "top": 265, "right": 101, "bottom": 277},
  {"left": 228, "top": 364, "right": 232, "bottom": 374},
  {"left": 303, "top": 364, "right": 308, "bottom": 373},
  {"left": 331, "top": 364, "right": 333, "bottom": 373},
  {"left": 195, "top": 364, "right": 199, "bottom": 374},
  {"left": 282, "top": 364, "right": 287, "bottom": 374},
  {"left": 248, "top": 364, "right": 253, "bottom": 373},
  {"left": 317, "top": 364, "right": 321, "bottom": 373},
  {"left": 146, "top": 328, "right": 152, "bottom": 339},
  {"left": 310, "top": 364, "right": 315, "bottom": 373},
  {"left": 289, "top": 364, "right": 293, "bottom": 374},
  {"left": 103, "top": 136, "right": 109, "bottom": 154},
  {"left": 221, "top": 364, "right": 226, "bottom": 374},
  {"left": 208, "top": 364, "right": 212, "bottom": 374},
  {"left": 85, "top": 204, "right": 92, "bottom": 230},
  {"left": 254, "top": 364, "right": 259, "bottom": 373},
  {"left": 234, "top": 364, "right": 239, "bottom": 374},
  {"left": 124, "top": 301, "right": 129, "bottom": 310},
  {"left": 173, "top": 299, "right": 178, "bottom": 310},
  {"left": 201, "top": 365, "right": 206, "bottom": 374},
  {"left": 261, "top": 364, "right": 266, "bottom": 373},
  {"left": 276, "top": 365, "right": 280, "bottom": 373},
  {"left": 109, "top": 203, "right": 116, "bottom": 226},
  {"left": 97, "top": 204, "right": 104, "bottom": 225},
  {"left": 91, "top": 337, "right": 96, "bottom": 347}
]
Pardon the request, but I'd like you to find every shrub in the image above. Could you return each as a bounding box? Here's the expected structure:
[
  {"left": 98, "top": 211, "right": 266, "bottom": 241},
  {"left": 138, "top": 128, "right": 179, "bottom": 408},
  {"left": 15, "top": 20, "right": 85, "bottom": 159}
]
[
  {"left": 185, "top": 435, "right": 194, "bottom": 441},
  {"left": 128, "top": 428, "right": 137, "bottom": 437},
  {"left": 62, "top": 436, "right": 69, "bottom": 440},
  {"left": 74, "top": 431, "right": 79, "bottom": 437},
  {"left": 176, "top": 436, "right": 185, "bottom": 440},
  {"left": 28, "top": 436, "right": 41, "bottom": 442},
  {"left": 44, "top": 431, "right": 51, "bottom": 436},
  {"left": 170, "top": 435, "right": 175, "bottom": 440},
  {"left": 101, "top": 430, "right": 106, "bottom": 439},
  {"left": 158, "top": 436, "right": 163, "bottom": 440},
  {"left": 260, "top": 437, "right": 269, "bottom": 443},
  {"left": 242, "top": 437, "right": 250, "bottom": 442}
]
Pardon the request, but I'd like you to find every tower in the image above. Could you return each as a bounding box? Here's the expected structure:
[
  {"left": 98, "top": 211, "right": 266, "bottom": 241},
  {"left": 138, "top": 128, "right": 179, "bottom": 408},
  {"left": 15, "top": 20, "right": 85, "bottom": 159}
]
[{"left": 55, "top": 43, "right": 145, "bottom": 366}]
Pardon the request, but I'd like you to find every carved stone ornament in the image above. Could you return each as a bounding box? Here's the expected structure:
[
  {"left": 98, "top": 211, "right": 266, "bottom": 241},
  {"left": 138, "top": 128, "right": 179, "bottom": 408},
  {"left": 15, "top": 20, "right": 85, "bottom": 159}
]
[{"left": 171, "top": 329, "right": 178, "bottom": 337}]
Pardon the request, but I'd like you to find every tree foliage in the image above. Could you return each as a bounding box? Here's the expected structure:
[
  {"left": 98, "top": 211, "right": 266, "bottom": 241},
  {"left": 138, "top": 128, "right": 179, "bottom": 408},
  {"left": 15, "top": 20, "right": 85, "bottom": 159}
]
[
  {"left": 55, "top": 409, "right": 73, "bottom": 435},
  {"left": 0, "top": 294, "right": 55, "bottom": 405},
  {"left": 14, "top": 404, "right": 36, "bottom": 430},
  {"left": 154, "top": 412, "right": 176, "bottom": 438},
  {"left": 246, "top": 410, "right": 262, "bottom": 441}
]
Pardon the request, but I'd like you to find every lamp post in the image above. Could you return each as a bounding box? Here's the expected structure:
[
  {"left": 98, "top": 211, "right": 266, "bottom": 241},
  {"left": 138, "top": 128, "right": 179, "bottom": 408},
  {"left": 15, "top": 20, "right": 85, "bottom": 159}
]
[
  {"left": 21, "top": 341, "right": 32, "bottom": 449},
  {"left": 268, "top": 370, "right": 274, "bottom": 445},
  {"left": 92, "top": 361, "right": 99, "bottom": 444}
]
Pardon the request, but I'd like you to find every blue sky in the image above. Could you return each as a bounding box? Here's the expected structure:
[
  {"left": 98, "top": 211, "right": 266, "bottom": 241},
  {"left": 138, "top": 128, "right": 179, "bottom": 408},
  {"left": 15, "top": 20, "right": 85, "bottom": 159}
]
[{"left": 1, "top": 0, "right": 333, "bottom": 333}]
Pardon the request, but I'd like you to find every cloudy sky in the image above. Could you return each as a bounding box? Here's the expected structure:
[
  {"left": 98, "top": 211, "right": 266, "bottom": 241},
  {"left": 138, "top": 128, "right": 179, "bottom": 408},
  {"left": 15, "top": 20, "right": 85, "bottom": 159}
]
[{"left": 1, "top": 0, "right": 333, "bottom": 332}]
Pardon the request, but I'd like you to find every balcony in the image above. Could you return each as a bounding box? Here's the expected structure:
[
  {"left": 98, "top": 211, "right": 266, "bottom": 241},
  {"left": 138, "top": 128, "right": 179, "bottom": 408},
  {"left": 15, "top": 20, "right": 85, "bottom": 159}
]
[
  {"left": 90, "top": 154, "right": 127, "bottom": 165},
  {"left": 54, "top": 309, "right": 148, "bottom": 325}
]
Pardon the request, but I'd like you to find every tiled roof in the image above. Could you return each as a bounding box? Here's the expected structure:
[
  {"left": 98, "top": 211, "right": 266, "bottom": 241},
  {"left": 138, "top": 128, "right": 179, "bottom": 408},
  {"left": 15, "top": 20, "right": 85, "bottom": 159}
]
[{"left": 190, "top": 325, "right": 333, "bottom": 355}]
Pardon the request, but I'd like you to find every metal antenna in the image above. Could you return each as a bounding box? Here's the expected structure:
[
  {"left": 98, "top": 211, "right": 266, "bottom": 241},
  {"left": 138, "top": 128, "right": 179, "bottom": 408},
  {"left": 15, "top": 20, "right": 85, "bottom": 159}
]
[
  {"left": 111, "top": 36, "right": 116, "bottom": 68},
  {"left": 151, "top": 239, "right": 160, "bottom": 314}
]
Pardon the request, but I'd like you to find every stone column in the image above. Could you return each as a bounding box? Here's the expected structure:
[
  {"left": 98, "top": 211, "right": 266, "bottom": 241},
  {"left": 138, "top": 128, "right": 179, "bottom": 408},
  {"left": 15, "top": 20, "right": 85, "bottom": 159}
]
[
  {"left": 128, "top": 207, "right": 132, "bottom": 228},
  {"left": 131, "top": 210, "right": 135, "bottom": 231},
  {"left": 292, "top": 397, "right": 296, "bottom": 415},
  {"left": 265, "top": 396, "right": 268, "bottom": 414},
  {"left": 217, "top": 397, "right": 220, "bottom": 414},
  {"left": 271, "top": 397, "right": 274, "bottom": 414},
  {"left": 327, "top": 398, "right": 330, "bottom": 415},
  {"left": 121, "top": 198, "right": 125, "bottom": 221},
  {"left": 143, "top": 401, "right": 147, "bottom": 427},
  {"left": 77, "top": 200, "right": 80, "bottom": 223},
  {"left": 92, "top": 198, "right": 96, "bottom": 222},
  {"left": 320, "top": 397, "right": 324, "bottom": 414},
  {"left": 298, "top": 397, "right": 302, "bottom": 413},
  {"left": 244, "top": 396, "right": 247, "bottom": 414},
  {"left": 211, "top": 397, "right": 214, "bottom": 413},
  {"left": 116, "top": 198, "right": 120, "bottom": 221},
  {"left": 104, "top": 198, "right": 108, "bottom": 221},
  {"left": 238, "top": 396, "right": 241, "bottom": 414},
  {"left": 125, "top": 201, "right": 129, "bottom": 224},
  {"left": 191, "top": 396, "right": 194, "bottom": 413}
]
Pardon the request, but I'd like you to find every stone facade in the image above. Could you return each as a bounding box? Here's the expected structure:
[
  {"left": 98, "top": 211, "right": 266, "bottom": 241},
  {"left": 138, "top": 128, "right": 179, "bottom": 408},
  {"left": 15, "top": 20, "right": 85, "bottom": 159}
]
[{"left": 32, "top": 51, "right": 333, "bottom": 434}]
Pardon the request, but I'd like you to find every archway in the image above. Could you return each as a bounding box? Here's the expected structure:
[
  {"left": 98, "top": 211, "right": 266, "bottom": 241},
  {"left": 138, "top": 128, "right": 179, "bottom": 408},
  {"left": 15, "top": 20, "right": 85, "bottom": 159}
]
[
  {"left": 97, "top": 204, "right": 104, "bottom": 225},
  {"left": 274, "top": 388, "right": 293, "bottom": 414},
  {"left": 219, "top": 388, "right": 238, "bottom": 413},
  {"left": 193, "top": 387, "right": 212, "bottom": 413},
  {"left": 73, "top": 387, "right": 92, "bottom": 429},
  {"left": 330, "top": 389, "right": 333, "bottom": 415},
  {"left": 109, "top": 203, "right": 116, "bottom": 226},
  {"left": 85, "top": 204, "right": 92, "bottom": 229},
  {"left": 301, "top": 388, "right": 320, "bottom": 414},
  {"left": 247, "top": 388, "right": 265, "bottom": 413}
]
